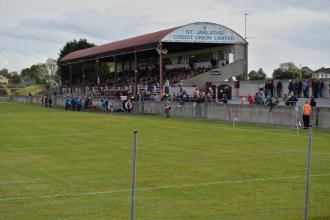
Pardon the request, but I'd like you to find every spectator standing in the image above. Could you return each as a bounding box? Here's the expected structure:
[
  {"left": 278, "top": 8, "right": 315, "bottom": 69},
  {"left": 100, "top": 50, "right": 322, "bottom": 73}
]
[
  {"left": 288, "top": 80, "right": 294, "bottom": 95},
  {"left": 276, "top": 81, "right": 282, "bottom": 97},
  {"left": 297, "top": 80, "right": 303, "bottom": 98},
  {"left": 44, "top": 95, "right": 48, "bottom": 108},
  {"left": 287, "top": 93, "right": 298, "bottom": 106},
  {"left": 248, "top": 94, "right": 254, "bottom": 105},
  {"left": 65, "top": 95, "right": 71, "bottom": 110},
  {"left": 164, "top": 97, "right": 172, "bottom": 118},
  {"left": 312, "top": 79, "right": 319, "bottom": 98},
  {"left": 303, "top": 80, "right": 309, "bottom": 98},
  {"left": 319, "top": 80, "right": 324, "bottom": 97},
  {"left": 310, "top": 96, "right": 316, "bottom": 107},
  {"left": 266, "top": 96, "right": 275, "bottom": 112},
  {"left": 77, "top": 97, "right": 82, "bottom": 111},
  {"left": 71, "top": 97, "right": 76, "bottom": 111},
  {"left": 240, "top": 96, "right": 246, "bottom": 105},
  {"left": 104, "top": 98, "right": 109, "bottom": 112},
  {"left": 293, "top": 80, "right": 298, "bottom": 96},
  {"left": 48, "top": 96, "right": 52, "bottom": 108},
  {"left": 254, "top": 93, "right": 263, "bottom": 105},
  {"left": 303, "top": 101, "right": 311, "bottom": 128}
]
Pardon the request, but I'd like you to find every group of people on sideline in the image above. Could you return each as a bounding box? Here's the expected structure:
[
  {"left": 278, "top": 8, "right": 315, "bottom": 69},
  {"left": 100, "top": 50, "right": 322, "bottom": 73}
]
[
  {"left": 65, "top": 96, "right": 82, "bottom": 111},
  {"left": 40, "top": 95, "right": 53, "bottom": 108}
]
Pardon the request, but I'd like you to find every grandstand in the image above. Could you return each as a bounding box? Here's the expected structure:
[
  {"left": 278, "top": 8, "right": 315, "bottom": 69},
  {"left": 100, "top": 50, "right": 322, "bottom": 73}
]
[{"left": 60, "top": 22, "right": 248, "bottom": 98}]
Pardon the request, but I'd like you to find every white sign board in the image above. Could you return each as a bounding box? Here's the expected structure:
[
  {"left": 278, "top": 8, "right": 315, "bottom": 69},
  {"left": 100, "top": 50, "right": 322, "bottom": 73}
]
[{"left": 161, "top": 22, "right": 246, "bottom": 44}]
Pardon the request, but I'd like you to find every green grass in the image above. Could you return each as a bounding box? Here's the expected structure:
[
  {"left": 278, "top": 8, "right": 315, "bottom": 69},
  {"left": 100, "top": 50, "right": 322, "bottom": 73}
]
[{"left": 0, "top": 102, "right": 329, "bottom": 219}]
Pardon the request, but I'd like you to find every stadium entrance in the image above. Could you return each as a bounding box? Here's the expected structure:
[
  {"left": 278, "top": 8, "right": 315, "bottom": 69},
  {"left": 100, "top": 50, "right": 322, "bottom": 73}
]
[{"left": 61, "top": 22, "right": 248, "bottom": 99}]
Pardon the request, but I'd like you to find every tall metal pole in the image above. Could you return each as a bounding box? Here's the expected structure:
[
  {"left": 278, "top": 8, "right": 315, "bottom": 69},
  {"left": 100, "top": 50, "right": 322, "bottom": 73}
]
[
  {"left": 130, "top": 131, "right": 138, "bottom": 220},
  {"left": 134, "top": 51, "right": 138, "bottom": 96},
  {"left": 69, "top": 63, "right": 72, "bottom": 94},
  {"left": 304, "top": 126, "right": 313, "bottom": 220},
  {"left": 244, "top": 13, "right": 249, "bottom": 80},
  {"left": 244, "top": 13, "right": 248, "bottom": 40},
  {"left": 159, "top": 42, "right": 163, "bottom": 97},
  {"left": 82, "top": 64, "right": 85, "bottom": 95},
  {"left": 96, "top": 59, "right": 99, "bottom": 86},
  {"left": 114, "top": 56, "right": 117, "bottom": 84}
]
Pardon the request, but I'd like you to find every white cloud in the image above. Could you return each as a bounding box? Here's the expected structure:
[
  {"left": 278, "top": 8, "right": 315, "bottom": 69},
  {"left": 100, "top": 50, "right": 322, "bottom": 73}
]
[
  {"left": 0, "top": 52, "right": 48, "bottom": 72},
  {"left": 0, "top": 0, "right": 329, "bottom": 75}
]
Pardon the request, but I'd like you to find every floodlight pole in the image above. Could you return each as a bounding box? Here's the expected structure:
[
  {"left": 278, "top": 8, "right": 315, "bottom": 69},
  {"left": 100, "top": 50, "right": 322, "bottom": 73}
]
[
  {"left": 114, "top": 56, "right": 118, "bottom": 84},
  {"left": 304, "top": 126, "right": 313, "bottom": 220},
  {"left": 130, "top": 131, "right": 138, "bottom": 220},
  {"left": 96, "top": 59, "right": 99, "bottom": 86},
  {"left": 134, "top": 51, "right": 138, "bottom": 96},
  {"left": 82, "top": 64, "right": 85, "bottom": 95},
  {"left": 69, "top": 63, "right": 72, "bottom": 94},
  {"left": 244, "top": 13, "right": 248, "bottom": 40},
  {"left": 244, "top": 13, "right": 249, "bottom": 80},
  {"left": 159, "top": 42, "right": 163, "bottom": 97}
]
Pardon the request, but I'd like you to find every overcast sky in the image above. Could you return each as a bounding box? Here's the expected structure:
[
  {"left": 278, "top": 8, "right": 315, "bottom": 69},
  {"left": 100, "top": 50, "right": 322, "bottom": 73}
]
[{"left": 0, "top": 0, "right": 329, "bottom": 75}]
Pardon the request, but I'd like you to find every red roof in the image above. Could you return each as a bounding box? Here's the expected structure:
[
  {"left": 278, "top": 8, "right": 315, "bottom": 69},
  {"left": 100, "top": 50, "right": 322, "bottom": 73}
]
[{"left": 61, "top": 27, "right": 178, "bottom": 62}]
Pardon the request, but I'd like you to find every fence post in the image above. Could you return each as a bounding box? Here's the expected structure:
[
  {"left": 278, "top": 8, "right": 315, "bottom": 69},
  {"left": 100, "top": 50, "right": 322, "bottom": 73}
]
[
  {"left": 304, "top": 126, "right": 313, "bottom": 220},
  {"left": 130, "top": 131, "right": 138, "bottom": 220}
]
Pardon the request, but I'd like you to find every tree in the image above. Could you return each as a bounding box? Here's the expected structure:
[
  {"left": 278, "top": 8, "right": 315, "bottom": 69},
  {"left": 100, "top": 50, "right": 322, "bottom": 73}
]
[
  {"left": 21, "top": 64, "right": 47, "bottom": 84},
  {"left": 248, "top": 68, "right": 266, "bottom": 80},
  {"left": 272, "top": 62, "right": 301, "bottom": 79},
  {"left": 0, "top": 68, "right": 9, "bottom": 78},
  {"left": 301, "top": 66, "right": 313, "bottom": 79},
  {"left": 0, "top": 68, "right": 21, "bottom": 84},
  {"left": 235, "top": 74, "right": 245, "bottom": 81},
  {"left": 45, "top": 58, "right": 59, "bottom": 84},
  {"left": 9, "top": 72, "right": 21, "bottom": 84},
  {"left": 57, "top": 39, "right": 108, "bottom": 85}
]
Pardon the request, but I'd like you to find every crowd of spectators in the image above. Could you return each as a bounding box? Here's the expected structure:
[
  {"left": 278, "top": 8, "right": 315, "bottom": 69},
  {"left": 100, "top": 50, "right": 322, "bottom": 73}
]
[
  {"left": 287, "top": 79, "right": 324, "bottom": 98},
  {"left": 92, "top": 67, "right": 210, "bottom": 91}
]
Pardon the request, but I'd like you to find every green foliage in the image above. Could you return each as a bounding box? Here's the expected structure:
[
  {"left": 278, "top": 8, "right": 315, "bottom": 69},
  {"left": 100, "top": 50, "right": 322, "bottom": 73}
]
[
  {"left": 0, "top": 83, "right": 11, "bottom": 95},
  {"left": 248, "top": 68, "right": 266, "bottom": 80},
  {"left": 272, "top": 62, "right": 301, "bottom": 79},
  {"left": 20, "top": 59, "right": 59, "bottom": 85},
  {"left": 9, "top": 72, "right": 21, "bottom": 84},
  {"left": 57, "top": 39, "right": 110, "bottom": 85},
  {"left": 13, "top": 85, "right": 46, "bottom": 95},
  {"left": 235, "top": 74, "right": 245, "bottom": 81},
  {"left": 0, "top": 68, "right": 21, "bottom": 84},
  {"left": 301, "top": 66, "right": 313, "bottom": 79}
]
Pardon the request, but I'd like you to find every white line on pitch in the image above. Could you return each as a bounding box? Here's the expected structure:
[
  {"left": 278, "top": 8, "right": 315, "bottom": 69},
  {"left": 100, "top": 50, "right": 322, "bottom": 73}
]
[{"left": 0, "top": 173, "right": 329, "bottom": 202}]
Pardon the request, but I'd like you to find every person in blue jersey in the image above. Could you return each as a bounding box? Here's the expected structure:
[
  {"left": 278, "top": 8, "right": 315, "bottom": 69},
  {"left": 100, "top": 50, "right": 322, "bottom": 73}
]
[
  {"left": 100, "top": 98, "right": 104, "bottom": 110},
  {"left": 71, "top": 96, "right": 76, "bottom": 111},
  {"left": 104, "top": 98, "right": 109, "bottom": 112},
  {"left": 65, "top": 95, "right": 71, "bottom": 110},
  {"left": 76, "top": 96, "right": 82, "bottom": 111}
]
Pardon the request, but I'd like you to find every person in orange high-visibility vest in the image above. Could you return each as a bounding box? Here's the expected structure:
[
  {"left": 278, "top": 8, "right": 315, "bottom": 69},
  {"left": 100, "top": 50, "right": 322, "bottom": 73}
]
[{"left": 303, "top": 101, "right": 312, "bottom": 129}]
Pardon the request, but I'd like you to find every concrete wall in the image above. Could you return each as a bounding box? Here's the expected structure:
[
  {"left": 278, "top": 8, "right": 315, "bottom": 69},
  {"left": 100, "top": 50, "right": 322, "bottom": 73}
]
[
  {"left": 183, "top": 59, "right": 246, "bottom": 88},
  {"left": 10, "top": 96, "right": 330, "bottom": 129}
]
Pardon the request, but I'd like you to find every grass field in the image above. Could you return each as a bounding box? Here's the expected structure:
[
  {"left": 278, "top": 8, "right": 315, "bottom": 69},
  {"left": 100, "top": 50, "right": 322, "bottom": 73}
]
[{"left": 0, "top": 102, "right": 329, "bottom": 219}]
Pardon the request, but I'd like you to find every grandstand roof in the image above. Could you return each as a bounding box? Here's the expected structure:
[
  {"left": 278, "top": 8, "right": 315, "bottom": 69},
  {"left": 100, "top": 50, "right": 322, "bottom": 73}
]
[
  {"left": 61, "top": 22, "right": 247, "bottom": 63},
  {"left": 61, "top": 27, "right": 177, "bottom": 63}
]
